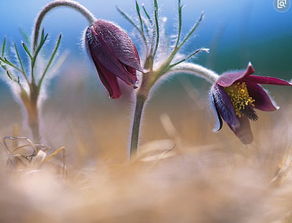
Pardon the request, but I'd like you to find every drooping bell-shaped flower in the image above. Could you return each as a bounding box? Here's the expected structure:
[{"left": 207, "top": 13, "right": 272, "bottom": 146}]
[
  {"left": 85, "top": 20, "right": 142, "bottom": 98},
  {"left": 210, "top": 62, "right": 291, "bottom": 144}
]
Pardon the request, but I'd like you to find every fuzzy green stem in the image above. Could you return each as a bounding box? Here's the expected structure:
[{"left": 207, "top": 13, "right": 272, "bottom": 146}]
[
  {"left": 130, "top": 94, "right": 147, "bottom": 157},
  {"left": 27, "top": 100, "right": 41, "bottom": 143},
  {"left": 167, "top": 62, "right": 219, "bottom": 83},
  {"left": 32, "top": 0, "right": 96, "bottom": 51},
  {"left": 20, "top": 85, "right": 41, "bottom": 143}
]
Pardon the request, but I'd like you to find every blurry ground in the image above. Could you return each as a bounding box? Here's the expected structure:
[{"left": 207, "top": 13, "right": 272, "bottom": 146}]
[{"left": 0, "top": 65, "right": 291, "bottom": 223}]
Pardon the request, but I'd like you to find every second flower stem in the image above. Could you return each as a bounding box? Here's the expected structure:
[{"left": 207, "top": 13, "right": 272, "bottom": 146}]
[
  {"left": 26, "top": 0, "right": 96, "bottom": 143},
  {"left": 20, "top": 85, "right": 41, "bottom": 143}
]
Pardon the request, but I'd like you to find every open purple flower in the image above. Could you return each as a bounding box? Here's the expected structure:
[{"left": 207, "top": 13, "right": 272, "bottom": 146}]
[
  {"left": 210, "top": 62, "right": 291, "bottom": 144},
  {"left": 85, "top": 20, "right": 142, "bottom": 98}
]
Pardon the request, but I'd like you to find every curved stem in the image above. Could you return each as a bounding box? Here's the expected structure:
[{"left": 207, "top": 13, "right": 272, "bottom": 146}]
[
  {"left": 166, "top": 62, "right": 219, "bottom": 83},
  {"left": 32, "top": 0, "right": 96, "bottom": 51},
  {"left": 129, "top": 63, "right": 219, "bottom": 158}
]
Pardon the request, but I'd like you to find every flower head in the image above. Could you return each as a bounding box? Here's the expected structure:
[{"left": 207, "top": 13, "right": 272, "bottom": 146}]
[
  {"left": 85, "top": 20, "right": 142, "bottom": 98},
  {"left": 210, "top": 63, "right": 291, "bottom": 144}
]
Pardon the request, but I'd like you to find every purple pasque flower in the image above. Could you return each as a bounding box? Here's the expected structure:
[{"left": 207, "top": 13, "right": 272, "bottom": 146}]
[
  {"left": 210, "top": 62, "right": 291, "bottom": 144},
  {"left": 85, "top": 20, "right": 142, "bottom": 98}
]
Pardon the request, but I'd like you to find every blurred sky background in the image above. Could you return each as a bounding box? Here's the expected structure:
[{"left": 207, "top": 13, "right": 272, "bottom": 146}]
[{"left": 0, "top": 0, "right": 291, "bottom": 100}]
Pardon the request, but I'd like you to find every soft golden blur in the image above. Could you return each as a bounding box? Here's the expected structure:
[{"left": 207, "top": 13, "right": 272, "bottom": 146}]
[{"left": 0, "top": 66, "right": 291, "bottom": 223}]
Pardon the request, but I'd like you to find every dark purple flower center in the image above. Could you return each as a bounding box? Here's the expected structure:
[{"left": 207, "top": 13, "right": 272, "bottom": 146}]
[{"left": 224, "top": 82, "right": 258, "bottom": 120}]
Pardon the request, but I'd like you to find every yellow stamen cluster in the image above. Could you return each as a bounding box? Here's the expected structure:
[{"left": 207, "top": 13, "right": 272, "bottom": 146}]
[{"left": 225, "top": 82, "right": 255, "bottom": 117}]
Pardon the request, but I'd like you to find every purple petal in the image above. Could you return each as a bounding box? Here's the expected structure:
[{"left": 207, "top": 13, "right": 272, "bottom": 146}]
[
  {"left": 94, "top": 59, "right": 121, "bottom": 99},
  {"left": 209, "top": 92, "right": 223, "bottom": 132},
  {"left": 217, "top": 62, "right": 255, "bottom": 87},
  {"left": 211, "top": 85, "right": 240, "bottom": 129},
  {"left": 244, "top": 75, "right": 292, "bottom": 86},
  {"left": 94, "top": 20, "right": 142, "bottom": 72},
  {"left": 228, "top": 116, "right": 253, "bottom": 144},
  {"left": 247, "top": 83, "right": 279, "bottom": 111},
  {"left": 86, "top": 25, "right": 138, "bottom": 86},
  {"left": 244, "top": 62, "right": 256, "bottom": 76}
]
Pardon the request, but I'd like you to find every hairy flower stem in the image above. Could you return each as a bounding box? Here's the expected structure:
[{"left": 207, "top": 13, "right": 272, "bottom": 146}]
[
  {"left": 129, "top": 62, "right": 219, "bottom": 158},
  {"left": 26, "top": 0, "right": 95, "bottom": 142},
  {"left": 32, "top": 0, "right": 96, "bottom": 51},
  {"left": 130, "top": 94, "right": 146, "bottom": 156},
  {"left": 20, "top": 84, "right": 40, "bottom": 143},
  {"left": 27, "top": 100, "right": 40, "bottom": 143}
]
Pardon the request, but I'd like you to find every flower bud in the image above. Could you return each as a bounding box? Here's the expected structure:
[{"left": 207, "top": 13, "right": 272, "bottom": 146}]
[{"left": 85, "top": 20, "right": 142, "bottom": 98}]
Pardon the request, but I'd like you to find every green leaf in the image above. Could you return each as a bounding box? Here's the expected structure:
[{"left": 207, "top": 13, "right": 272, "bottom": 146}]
[
  {"left": 22, "top": 42, "right": 33, "bottom": 60},
  {"left": 14, "top": 43, "right": 30, "bottom": 84},
  {"left": 0, "top": 57, "right": 24, "bottom": 74},
  {"left": 152, "top": 0, "right": 160, "bottom": 57},
  {"left": 6, "top": 70, "right": 14, "bottom": 81},
  {"left": 40, "top": 28, "right": 45, "bottom": 43},
  {"left": 0, "top": 57, "right": 14, "bottom": 68},
  {"left": 5, "top": 69, "right": 22, "bottom": 87},
  {"left": 142, "top": 4, "right": 152, "bottom": 24},
  {"left": 169, "top": 48, "right": 209, "bottom": 68},
  {"left": 178, "top": 12, "right": 204, "bottom": 49},
  {"left": 38, "top": 34, "right": 62, "bottom": 87},
  {"left": 116, "top": 7, "right": 148, "bottom": 46},
  {"left": 154, "top": 0, "right": 158, "bottom": 10},
  {"left": 30, "top": 30, "right": 48, "bottom": 84},
  {"left": 135, "top": 1, "right": 144, "bottom": 34},
  {"left": 14, "top": 43, "right": 26, "bottom": 74},
  {"left": 142, "top": 4, "right": 155, "bottom": 54},
  {"left": 117, "top": 7, "right": 141, "bottom": 33},
  {"left": 2, "top": 38, "right": 6, "bottom": 57},
  {"left": 174, "top": 0, "right": 183, "bottom": 48},
  {"left": 32, "top": 33, "right": 48, "bottom": 68}
]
